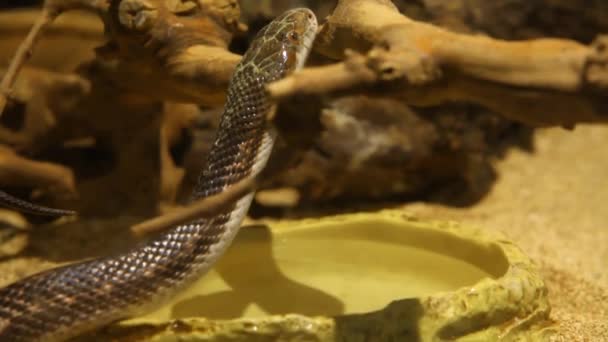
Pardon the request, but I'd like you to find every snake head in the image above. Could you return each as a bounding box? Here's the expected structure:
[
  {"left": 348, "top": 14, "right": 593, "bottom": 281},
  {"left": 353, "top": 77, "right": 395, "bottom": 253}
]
[{"left": 242, "top": 8, "right": 318, "bottom": 79}]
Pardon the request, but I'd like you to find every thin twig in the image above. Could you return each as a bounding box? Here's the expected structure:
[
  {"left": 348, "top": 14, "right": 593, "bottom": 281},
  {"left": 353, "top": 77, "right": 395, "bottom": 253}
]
[
  {"left": 267, "top": 52, "right": 376, "bottom": 101},
  {"left": 131, "top": 176, "right": 257, "bottom": 236},
  {"left": 0, "top": 10, "right": 56, "bottom": 116}
]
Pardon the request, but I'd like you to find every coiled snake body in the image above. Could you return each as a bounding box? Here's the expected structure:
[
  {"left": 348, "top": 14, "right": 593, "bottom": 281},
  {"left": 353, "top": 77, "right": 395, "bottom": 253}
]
[{"left": 0, "top": 9, "right": 318, "bottom": 341}]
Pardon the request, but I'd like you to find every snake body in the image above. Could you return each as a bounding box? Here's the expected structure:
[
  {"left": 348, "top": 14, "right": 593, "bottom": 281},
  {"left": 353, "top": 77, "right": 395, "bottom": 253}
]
[
  {"left": 0, "top": 9, "right": 317, "bottom": 341},
  {"left": 0, "top": 190, "right": 75, "bottom": 217}
]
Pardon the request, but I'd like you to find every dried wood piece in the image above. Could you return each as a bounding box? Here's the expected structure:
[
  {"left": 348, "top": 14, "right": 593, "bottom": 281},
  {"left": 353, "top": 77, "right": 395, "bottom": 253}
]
[
  {"left": 585, "top": 35, "right": 608, "bottom": 91},
  {"left": 0, "top": 146, "right": 76, "bottom": 199},
  {"left": 0, "top": 0, "right": 106, "bottom": 116},
  {"left": 0, "top": 0, "right": 248, "bottom": 217},
  {"left": 98, "top": 0, "right": 245, "bottom": 106},
  {"left": 0, "top": 66, "right": 90, "bottom": 147},
  {"left": 158, "top": 102, "right": 198, "bottom": 211},
  {"left": 0, "top": 11, "right": 54, "bottom": 116},
  {"left": 268, "top": 0, "right": 608, "bottom": 127}
]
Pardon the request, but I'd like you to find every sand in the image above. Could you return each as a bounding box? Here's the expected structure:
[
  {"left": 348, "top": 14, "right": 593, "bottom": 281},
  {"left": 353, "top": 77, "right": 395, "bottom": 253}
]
[{"left": 400, "top": 124, "right": 608, "bottom": 341}]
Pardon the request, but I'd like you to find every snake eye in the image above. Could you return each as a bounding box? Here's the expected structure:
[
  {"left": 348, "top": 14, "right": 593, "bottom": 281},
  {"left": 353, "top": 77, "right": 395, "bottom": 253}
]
[{"left": 287, "top": 31, "right": 299, "bottom": 43}]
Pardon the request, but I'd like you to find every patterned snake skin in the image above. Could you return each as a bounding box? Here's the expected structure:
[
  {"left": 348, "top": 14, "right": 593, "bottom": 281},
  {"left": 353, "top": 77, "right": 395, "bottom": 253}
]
[
  {"left": 0, "top": 190, "right": 75, "bottom": 217},
  {"left": 0, "top": 9, "right": 317, "bottom": 341}
]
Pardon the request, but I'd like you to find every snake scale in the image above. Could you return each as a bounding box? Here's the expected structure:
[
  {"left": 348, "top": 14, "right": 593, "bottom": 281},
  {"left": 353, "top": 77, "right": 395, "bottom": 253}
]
[
  {"left": 0, "top": 190, "right": 75, "bottom": 217},
  {"left": 0, "top": 9, "right": 317, "bottom": 341}
]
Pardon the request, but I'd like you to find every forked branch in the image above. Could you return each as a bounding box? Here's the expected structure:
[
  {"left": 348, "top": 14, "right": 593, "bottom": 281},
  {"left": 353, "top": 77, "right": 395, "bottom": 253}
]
[{"left": 268, "top": 0, "right": 608, "bottom": 127}]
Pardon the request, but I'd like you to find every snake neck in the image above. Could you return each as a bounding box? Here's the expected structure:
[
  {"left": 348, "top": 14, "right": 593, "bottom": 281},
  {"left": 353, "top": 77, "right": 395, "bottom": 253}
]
[{"left": 193, "top": 67, "right": 275, "bottom": 200}]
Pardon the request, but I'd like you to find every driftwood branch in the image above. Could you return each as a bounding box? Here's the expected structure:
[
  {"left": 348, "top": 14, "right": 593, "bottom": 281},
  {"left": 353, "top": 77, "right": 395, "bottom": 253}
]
[
  {"left": 3, "top": 0, "right": 608, "bottom": 219},
  {"left": 0, "top": 0, "right": 244, "bottom": 113},
  {"left": 6, "top": 0, "right": 608, "bottom": 124},
  {"left": 268, "top": 0, "right": 608, "bottom": 127},
  {"left": 0, "top": 0, "right": 246, "bottom": 218},
  {"left": 0, "top": 11, "right": 54, "bottom": 116},
  {"left": 94, "top": 0, "right": 245, "bottom": 106},
  {"left": 9, "top": 0, "right": 605, "bottom": 126},
  {"left": 0, "top": 146, "right": 76, "bottom": 197},
  {"left": 0, "top": 0, "right": 106, "bottom": 116}
]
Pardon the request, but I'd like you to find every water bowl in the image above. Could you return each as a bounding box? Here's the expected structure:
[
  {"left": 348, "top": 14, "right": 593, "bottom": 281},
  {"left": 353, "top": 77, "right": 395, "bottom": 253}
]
[{"left": 81, "top": 211, "right": 555, "bottom": 341}]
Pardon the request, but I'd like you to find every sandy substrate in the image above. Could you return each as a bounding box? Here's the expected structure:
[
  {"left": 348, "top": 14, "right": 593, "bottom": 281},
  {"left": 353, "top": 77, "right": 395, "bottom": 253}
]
[
  {"left": 400, "top": 124, "right": 608, "bottom": 341},
  {"left": 0, "top": 125, "right": 606, "bottom": 341}
]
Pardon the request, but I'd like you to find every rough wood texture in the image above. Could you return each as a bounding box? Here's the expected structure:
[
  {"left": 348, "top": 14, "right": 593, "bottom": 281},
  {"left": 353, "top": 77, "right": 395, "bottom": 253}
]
[{"left": 269, "top": 0, "right": 608, "bottom": 127}]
